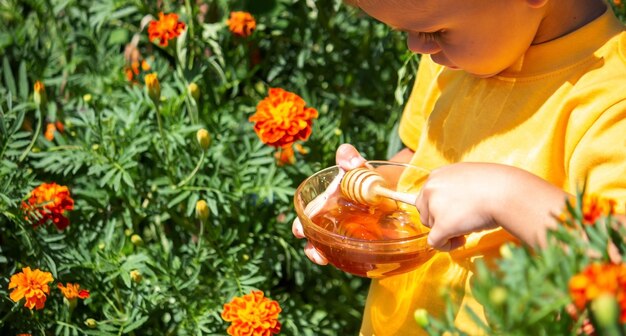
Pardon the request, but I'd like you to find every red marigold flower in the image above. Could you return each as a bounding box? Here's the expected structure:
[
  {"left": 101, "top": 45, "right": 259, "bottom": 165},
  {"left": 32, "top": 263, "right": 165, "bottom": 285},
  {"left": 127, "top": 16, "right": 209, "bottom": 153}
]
[
  {"left": 582, "top": 195, "right": 616, "bottom": 224},
  {"left": 22, "top": 182, "right": 75, "bottom": 230},
  {"left": 58, "top": 283, "right": 90, "bottom": 300},
  {"left": 249, "top": 88, "right": 318, "bottom": 148},
  {"left": 569, "top": 263, "right": 626, "bottom": 322},
  {"left": 8, "top": 267, "right": 54, "bottom": 310},
  {"left": 148, "top": 12, "right": 186, "bottom": 47},
  {"left": 227, "top": 11, "right": 256, "bottom": 37},
  {"left": 221, "top": 290, "right": 281, "bottom": 336}
]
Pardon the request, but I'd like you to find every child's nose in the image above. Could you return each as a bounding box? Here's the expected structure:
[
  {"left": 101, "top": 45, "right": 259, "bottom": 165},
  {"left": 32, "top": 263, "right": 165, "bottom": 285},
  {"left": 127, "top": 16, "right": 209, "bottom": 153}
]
[{"left": 407, "top": 33, "right": 442, "bottom": 55}]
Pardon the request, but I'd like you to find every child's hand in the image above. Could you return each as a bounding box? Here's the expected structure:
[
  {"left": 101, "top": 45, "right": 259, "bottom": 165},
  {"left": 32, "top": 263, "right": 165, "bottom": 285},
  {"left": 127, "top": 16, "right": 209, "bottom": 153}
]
[
  {"left": 415, "top": 162, "right": 566, "bottom": 251},
  {"left": 292, "top": 144, "right": 366, "bottom": 265}
]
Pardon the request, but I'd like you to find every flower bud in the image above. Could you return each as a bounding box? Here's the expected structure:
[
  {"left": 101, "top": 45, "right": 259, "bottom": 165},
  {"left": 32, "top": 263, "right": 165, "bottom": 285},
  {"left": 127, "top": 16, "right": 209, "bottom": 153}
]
[
  {"left": 130, "top": 270, "right": 142, "bottom": 283},
  {"left": 98, "top": 242, "right": 106, "bottom": 250},
  {"left": 591, "top": 293, "right": 619, "bottom": 329},
  {"left": 489, "top": 286, "right": 508, "bottom": 306},
  {"left": 195, "top": 200, "right": 210, "bottom": 220},
  {"left": 64, "top": 297, "right": 78, "bottom": 311},
  {"left": 145, "top": 73, "right": 161, "bottom": 104},
  {"left": 188, "top": 82, "right": 200, "bottom": 101},
  {"left": 33, "top": 80, "right": 46, "bottom": 109},
  {"left": 131, "top": 234, "right": 143, "bottom": 246},
  {"left": 84, "top": 318, "right": 98, "bottom": 329},
  {"left": 124, "top": 229, "right": 133, "bottom": 237},
  {"left": 499, "top": 243, "right": 514, "bottom": 259},
  {"left": 196, "top": 129, "right": 211, "bottom": 150},
  {"left": 83, "top": 94, "right": 92, "bottom": 103},
  {"left": 413, "top": 308, "right": 429, "bottom": 328}
]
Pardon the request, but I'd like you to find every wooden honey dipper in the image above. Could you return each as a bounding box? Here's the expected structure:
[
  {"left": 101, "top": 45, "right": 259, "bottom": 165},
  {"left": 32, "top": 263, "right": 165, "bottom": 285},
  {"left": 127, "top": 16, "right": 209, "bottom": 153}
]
[{"left": 340, "top": 168, "right": 417, "bottom": 206}]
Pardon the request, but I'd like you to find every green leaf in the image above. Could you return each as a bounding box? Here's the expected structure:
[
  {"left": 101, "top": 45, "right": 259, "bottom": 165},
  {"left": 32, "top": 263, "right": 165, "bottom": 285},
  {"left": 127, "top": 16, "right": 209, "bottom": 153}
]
[
  {"left": 3, "top": 57, "right": 16, "bottom": 97},
  {"left": 17, "top": 61, "right": 27, "bottom": 100}
]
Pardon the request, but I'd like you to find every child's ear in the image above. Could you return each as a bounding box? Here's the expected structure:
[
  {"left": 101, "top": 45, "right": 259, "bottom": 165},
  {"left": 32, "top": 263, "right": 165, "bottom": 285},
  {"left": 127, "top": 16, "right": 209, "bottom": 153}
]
[{"left": 525, "top": 0, "right": 549, "bottom": 8}]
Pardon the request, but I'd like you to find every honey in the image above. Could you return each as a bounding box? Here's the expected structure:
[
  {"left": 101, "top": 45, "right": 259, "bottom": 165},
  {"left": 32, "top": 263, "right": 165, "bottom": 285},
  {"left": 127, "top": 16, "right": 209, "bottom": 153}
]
[{"left": 309, "top": 193, "right": 435, "bottom": 278}]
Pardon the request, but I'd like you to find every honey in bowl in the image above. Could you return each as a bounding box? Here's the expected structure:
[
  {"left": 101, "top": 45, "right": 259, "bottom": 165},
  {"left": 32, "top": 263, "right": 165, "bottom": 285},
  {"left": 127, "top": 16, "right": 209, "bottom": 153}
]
[{"left": 309, "top": 192, "right": 435, "bottom": 278}]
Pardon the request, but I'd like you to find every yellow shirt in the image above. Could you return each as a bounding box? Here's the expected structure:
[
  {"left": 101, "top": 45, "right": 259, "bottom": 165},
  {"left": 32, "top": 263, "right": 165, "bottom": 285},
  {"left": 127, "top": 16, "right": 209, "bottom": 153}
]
[{"left": 360, "top": 10, "right": 626, "bottom": 336}]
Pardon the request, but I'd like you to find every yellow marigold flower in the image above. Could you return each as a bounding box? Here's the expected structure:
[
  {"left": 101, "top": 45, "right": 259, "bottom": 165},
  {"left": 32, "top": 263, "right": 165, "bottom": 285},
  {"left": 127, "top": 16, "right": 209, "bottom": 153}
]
[
  {"left": 144, "top": 73, "right": 161, "bottom": 103},
  {"left": 148, "top": 12, "right": 186, "bottom": 47},
  {"left": 8, "top": 267, "right": 54, "bottom": 310},
  {"left": 21, "top": 182, "right": 74, "bottom": 230},
  {"left": 227, "top": 11, "right": 256, "bottom": 38},
  {"left": 221, "top": 290, "right": 281, "bottom": 336},
  {"left": 57, "top": 282, "right": 90, "bottom": 300},
  {"left": 569, "top": 263, "right": 626, "bottom": 322},
  {"left": 249, "top": 88, "right": 318, "bottom": 148}
]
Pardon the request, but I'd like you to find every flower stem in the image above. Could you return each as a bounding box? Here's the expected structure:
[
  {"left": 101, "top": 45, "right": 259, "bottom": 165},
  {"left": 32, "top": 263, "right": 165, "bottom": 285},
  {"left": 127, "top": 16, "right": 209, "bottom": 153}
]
[
  {"left": 0, "top": 302, "right": 20, "bottom": 326},
  {"left": 154, "top": 104, "right": 173, "bottom": 181},
  {"left": 176, "top": 151, "right": 205, "bottom": 188},
  {"left": 19, "top": 107, "right": 42, "bottom": 162}
]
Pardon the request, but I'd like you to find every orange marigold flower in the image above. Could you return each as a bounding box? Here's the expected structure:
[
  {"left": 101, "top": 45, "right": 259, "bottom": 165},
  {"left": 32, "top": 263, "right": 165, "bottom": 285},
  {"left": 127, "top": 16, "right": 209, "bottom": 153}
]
[
  {"left": 8, "top": 267, "right": 54, "bottom": 310},
  {"left": 275, "top": 145, "right": 296, "bottom": 166},
  {"left": 221, "top": 290, "right": 282, "bottom": 336},
  {"left": 569, "top": 263, "right": 626, "bottom": 322},
  {"left": 57, "top": 283, "right": 90, "bottom": 300},
  {"left": 249, "top": 88, "right": 318, "bottom": 148},
  {"left": 22, "top": 182, "right": 74, "bottom": 230},
  {"left": 44, "top": 123, "right": 56, "bottom": 141},
  {"left": 227, "top": 11, "right": 256, "bottom": 38},
  {"left": 582, "top": 194, "right": 616, "bottom": 224},
  {"left": 141, "top": 60, "right": 151, "bottom": 71},
  {"left": 148, "top": 12, "right": 186, "bottom": 47}
]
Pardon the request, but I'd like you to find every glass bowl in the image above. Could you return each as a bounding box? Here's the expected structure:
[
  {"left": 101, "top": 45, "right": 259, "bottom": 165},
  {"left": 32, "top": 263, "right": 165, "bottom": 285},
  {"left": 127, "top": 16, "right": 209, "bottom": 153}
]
[{"left": 294, "top": 161, "right": 434, "bottom": 278}]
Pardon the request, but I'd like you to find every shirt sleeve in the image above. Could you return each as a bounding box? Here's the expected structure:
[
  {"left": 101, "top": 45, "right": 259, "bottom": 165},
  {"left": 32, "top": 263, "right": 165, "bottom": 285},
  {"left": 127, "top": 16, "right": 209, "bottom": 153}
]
[
  {"left": 398, "top": 55, "right": 443, "bottom": 151},
  {"left": 567, "top": 99, "right": 626, "bottom": 210}
]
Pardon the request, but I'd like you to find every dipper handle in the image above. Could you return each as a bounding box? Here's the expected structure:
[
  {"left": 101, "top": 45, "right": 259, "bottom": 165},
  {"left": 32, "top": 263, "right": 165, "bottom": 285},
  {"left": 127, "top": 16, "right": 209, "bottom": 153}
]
[{"left": 341, "top": 168, "right": 417, "bottom": 206}]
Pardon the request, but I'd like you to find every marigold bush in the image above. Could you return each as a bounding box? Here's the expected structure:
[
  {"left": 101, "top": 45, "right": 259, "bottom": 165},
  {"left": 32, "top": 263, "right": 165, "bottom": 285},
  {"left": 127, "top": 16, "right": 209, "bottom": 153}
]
[{"left": 0, "top": 0, "right": 411, "bottom": 334}]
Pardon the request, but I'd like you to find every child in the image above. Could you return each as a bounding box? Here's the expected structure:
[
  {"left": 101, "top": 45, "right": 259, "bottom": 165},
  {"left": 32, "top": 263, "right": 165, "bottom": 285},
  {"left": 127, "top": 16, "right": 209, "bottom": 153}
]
[{"left": 293, "top": 0, "right": 626, "bottom": 334}]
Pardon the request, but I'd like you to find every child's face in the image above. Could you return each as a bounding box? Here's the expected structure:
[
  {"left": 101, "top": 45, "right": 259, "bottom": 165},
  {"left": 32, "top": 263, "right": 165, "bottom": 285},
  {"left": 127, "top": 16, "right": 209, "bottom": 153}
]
[{"left": 358, "top": 0, "right": 545, "bottom": 77}]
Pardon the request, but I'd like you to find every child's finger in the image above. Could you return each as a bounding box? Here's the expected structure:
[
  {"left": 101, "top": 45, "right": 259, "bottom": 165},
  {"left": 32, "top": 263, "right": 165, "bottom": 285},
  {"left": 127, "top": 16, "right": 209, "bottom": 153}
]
[
  {"left": 304, "top": 242, "right": 328, "bottom": 265},
  {"left": 292, "top": 218, "right": 305, "bottom": 238},
  {"left": 336, "top": 144, "right": 366, "bottom": 170}
]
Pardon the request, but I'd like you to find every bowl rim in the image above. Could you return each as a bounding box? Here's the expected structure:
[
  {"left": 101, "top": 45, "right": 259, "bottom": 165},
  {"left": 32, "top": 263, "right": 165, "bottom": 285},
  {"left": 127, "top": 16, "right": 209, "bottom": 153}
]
[{"left": 294, "top": 160, "right": 430, "bottom": 249}]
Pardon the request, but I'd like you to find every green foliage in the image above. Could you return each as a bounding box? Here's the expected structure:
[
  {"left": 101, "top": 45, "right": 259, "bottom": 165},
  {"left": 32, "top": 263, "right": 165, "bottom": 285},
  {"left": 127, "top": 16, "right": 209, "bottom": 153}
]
[
  {"left": 0, "top": 0, "right": 412, "bottom": 334},
  {"left": 419, "top": 191, "right": 626, "bottom": 336}
]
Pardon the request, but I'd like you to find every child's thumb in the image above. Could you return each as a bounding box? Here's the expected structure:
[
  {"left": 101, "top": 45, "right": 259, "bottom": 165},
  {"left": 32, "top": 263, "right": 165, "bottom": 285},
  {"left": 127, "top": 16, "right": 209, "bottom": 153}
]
[{"left": 336, "top": 143, "right": 366, "bottom": 170}]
